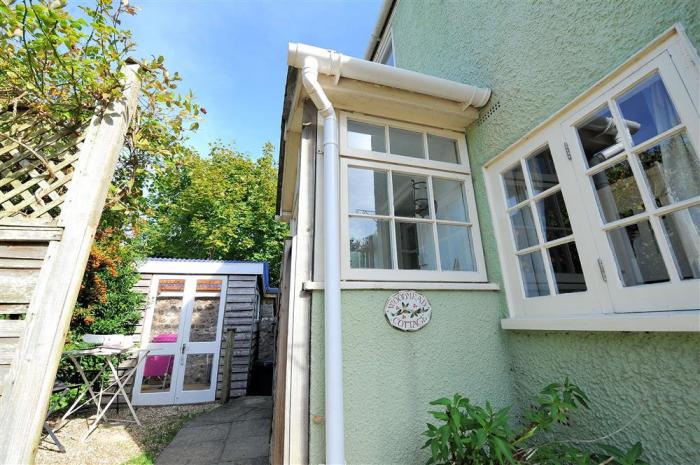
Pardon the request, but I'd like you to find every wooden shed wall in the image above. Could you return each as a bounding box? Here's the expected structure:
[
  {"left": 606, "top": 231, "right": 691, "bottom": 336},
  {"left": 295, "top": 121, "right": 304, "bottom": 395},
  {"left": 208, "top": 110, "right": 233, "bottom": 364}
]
[{"left": 120, "top": 272, "right": 261, "bottom": 402}]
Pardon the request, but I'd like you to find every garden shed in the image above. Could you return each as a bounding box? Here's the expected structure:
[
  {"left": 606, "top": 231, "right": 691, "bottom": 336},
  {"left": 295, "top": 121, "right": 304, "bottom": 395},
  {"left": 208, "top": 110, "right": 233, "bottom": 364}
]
[{"left": 127, "top": 258, "right": 277, "bottom": 405}]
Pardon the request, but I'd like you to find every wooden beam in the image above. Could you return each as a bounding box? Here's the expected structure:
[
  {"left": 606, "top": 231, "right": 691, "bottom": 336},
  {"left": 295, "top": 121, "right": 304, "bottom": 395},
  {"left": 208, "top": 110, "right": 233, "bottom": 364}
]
[
  {"left": 0, "top": 65, "right": 140, "bottom": 464},
  {"left": 220, "top": 328, "right": 236, "bottom": 404}
]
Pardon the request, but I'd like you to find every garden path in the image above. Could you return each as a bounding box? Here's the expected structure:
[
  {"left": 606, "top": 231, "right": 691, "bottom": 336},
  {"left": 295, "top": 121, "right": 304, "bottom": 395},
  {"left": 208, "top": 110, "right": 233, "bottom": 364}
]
[{"left": 155, "top": 396, "right": 272, "bottom": 465}]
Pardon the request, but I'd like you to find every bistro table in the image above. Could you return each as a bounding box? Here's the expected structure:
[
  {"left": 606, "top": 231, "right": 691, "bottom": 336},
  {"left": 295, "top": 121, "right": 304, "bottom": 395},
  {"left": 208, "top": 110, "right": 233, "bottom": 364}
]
[{"left": 59, "top": 345, "right": 149, "bottom": 441}]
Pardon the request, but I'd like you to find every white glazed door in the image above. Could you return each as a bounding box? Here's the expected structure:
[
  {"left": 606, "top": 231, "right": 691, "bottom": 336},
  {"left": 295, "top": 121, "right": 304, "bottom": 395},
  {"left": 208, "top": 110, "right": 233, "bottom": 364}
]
[{"left": 132, "top": 275, "right": 227, "bottom": 405}]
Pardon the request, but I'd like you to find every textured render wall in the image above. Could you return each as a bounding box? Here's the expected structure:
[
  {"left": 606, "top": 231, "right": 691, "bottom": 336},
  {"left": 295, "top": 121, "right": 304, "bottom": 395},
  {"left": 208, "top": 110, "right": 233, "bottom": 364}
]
[
  {"left": 308, "top": 290, "right": 514, "bottom": 465},
  {"left": 387, "top": 1, "right": 700, "bottom": 464}
]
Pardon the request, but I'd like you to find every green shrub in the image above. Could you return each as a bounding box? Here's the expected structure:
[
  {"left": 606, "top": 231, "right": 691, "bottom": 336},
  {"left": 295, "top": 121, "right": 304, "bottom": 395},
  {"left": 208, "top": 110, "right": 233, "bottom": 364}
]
[{"left": 422, "top": 378, "right": 647, "bottom": 465}]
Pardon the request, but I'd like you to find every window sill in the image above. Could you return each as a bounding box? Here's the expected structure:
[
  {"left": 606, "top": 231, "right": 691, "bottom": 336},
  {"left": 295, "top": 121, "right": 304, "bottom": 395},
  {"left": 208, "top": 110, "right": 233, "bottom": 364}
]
[
  {"left": 303, "top": 281, "right": 500, "bottom": 291},
  {"left": 501, "top": 310, "right": 700, "bottom": 332}
]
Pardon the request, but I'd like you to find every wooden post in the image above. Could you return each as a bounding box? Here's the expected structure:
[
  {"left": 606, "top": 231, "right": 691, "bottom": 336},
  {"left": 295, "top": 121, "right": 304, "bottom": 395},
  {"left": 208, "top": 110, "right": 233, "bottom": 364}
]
[
  {"left": 221, "top": 328, "right": 235, "bottom": 404},
  {"left": 0, "top": 65, "right": 140, "bottom": 464}
]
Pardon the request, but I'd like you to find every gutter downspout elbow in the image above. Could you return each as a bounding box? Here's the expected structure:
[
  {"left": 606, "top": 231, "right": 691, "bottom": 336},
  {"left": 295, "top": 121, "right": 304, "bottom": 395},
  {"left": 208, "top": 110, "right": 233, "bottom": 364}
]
[{"left": 300, "top": 56, "right": 346, "bottom": 465}]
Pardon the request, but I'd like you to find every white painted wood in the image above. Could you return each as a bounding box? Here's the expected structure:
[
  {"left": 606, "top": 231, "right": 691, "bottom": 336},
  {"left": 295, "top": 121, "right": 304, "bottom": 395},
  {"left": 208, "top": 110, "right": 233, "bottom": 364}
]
[
  {"left": 0, "top": 320, "right": 26, "bottom": 338},
  {"left": 0, "top": 65, "right": 140, "bottom": 465},
  {"left": 0, "top": 225, "right": 62, "bottom": 242},
  {"left": 484, "top": 30, "right": 700, "bottom": 321},
  {"left": 302, "top": 280, "right": 500, "bottom": 291},
  {"left": 0, "top": 268, "right": 40, "bottom": 304},
  {"left": 138, "top": 259, "right": 265, "bottom": 276},
  {"left": 501, "top": 311, "right": 700, "bottom": 332}
]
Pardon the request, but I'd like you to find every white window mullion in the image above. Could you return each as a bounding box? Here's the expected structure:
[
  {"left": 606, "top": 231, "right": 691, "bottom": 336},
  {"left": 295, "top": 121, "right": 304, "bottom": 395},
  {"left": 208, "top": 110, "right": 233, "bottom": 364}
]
[
  {"left": 426, "top": 176, "right": 442, "bottom": 271},
  {"left": 387, "top": 170, "right": 399, "bottom": 270}
]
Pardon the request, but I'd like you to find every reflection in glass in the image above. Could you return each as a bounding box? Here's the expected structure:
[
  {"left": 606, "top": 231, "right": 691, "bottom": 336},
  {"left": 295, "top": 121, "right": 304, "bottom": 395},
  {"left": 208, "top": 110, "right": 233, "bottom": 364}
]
[
  {"left": 662, "top": 206, "right": 700, "bottom": 280},
  {"left": 518, "top": 251, "right": 550, "bottom": 297},
  {"left": 427, "top": 134, "right": 459, "bottom": 163},
  {"left": 433, "top": 178, "right": 468, "bottom": 222},
  {"left": 395, "top": 221, "right": 436, "bottom": 270},
  {"left": 607, "top": 220, "right": 670, "bottom": 286},
  {"left": 638, "top": 132, "right": 700, "bottom": 208},
  {"left": 141, "top": 354, "right": 175, "bottom": 393},
  {"left": 348, "top": 168, "right": 389, "bottom": 215},
  {"left": 503, "top": 164, "right": 528, "bottom": 207},
  {"left": 437, "top": 225, "right": 475, "bottom": 271},
  {"left": 389, "top": 127, "right": 424, "bottom": 158},
  {"left": 393, "top": 173, "right": 430, "bottom": 218},
  {"left": 527, "top": 147, "right": 559, "bottom": 194},
  {"left": 149, "top": 297, "right": 181, "bottom": 343},
  {"left": 617, "top": 73, "right": 680, "bottom": 147},
  {"left": 349, "top": 218, "right": 392, "bottom": 269},
  {"left": 189, "top": 297, "right": 220, "bottom": 342},
  {"left": 592, "top": 160, "right": 645, "bottom": 223},
  {"left": 548, "top": 242, "right": 587, "bottom": 294},
  {"left": 510, "top": 206, "right": 539, "bottom": 250},
  {"left": 576, "top": 106, "right": 624, "bottom": 167},
  {"left": 536, "top": 191, "right": 572, "bottom": 242},
  {"left": 347, "top": 120, "right": 386, "bottom": 152},
  {"left": 182, "top": 354, "right": 213, "bottom": 391}
]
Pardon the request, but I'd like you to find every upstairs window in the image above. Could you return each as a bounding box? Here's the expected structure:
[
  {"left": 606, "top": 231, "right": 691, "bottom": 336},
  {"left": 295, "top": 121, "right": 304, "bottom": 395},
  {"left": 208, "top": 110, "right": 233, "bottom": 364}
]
[
  {"left": 375, "top": 29, "right": 395, "bottom": 66},
  {"left": 340, "top": 114, "right": 486, "bottom": 282}
]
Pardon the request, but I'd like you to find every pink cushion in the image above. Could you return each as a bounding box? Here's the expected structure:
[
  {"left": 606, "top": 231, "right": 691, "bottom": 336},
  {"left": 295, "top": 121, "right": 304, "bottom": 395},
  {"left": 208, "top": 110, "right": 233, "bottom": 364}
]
[{"left": 144, "top": 333, "right": 177, "bottom": 377}]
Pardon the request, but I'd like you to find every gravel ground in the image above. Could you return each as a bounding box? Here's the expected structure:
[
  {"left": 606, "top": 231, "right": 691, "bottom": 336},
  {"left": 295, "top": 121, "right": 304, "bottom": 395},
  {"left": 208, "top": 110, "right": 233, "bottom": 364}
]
[{"left": 36, "top": 403, "right": 218, "bottom": 465}]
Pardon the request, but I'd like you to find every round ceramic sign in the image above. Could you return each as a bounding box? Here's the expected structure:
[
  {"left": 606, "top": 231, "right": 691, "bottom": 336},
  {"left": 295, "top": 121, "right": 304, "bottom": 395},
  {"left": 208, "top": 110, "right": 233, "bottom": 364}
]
[{"left": 384, "top": 290, "right": 431, "bottom": 332}]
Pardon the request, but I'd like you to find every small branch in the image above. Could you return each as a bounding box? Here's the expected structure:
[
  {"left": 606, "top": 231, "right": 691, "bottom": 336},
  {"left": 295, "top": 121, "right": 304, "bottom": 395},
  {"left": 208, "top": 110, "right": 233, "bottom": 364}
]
[{"left": 0, "top": 132, "right": 56, "bottom": 179}]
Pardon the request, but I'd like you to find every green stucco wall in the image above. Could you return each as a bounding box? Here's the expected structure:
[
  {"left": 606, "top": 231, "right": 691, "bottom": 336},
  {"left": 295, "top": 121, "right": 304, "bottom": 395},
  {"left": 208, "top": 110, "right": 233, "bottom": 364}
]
[
  {"left": 307, "top": 1, "right": 699, "bottom": 464},
  {"left": 387, "top": 1, "right": 700, "bottom": 464},
  {"left": 308, "top": 290, "right": 515, "bottom": 465}
]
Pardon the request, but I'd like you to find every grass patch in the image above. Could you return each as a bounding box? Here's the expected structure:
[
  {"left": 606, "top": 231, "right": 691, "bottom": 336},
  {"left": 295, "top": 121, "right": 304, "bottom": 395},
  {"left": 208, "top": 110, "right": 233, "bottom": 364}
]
[{"left": 121, "top": 409, "right": 209, "bottom": 465}]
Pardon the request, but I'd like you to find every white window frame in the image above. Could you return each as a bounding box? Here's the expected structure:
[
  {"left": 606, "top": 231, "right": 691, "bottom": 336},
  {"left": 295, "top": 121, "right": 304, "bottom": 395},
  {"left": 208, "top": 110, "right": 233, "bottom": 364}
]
[
  {"left": 485, "top": 25, "right": 700, "bottom": 322},
  {"left": 375, "top": 28, "right": 396, "bottom": 66},
  {"left": 339, "top": 112, "right": 487, "bottom": 283}
]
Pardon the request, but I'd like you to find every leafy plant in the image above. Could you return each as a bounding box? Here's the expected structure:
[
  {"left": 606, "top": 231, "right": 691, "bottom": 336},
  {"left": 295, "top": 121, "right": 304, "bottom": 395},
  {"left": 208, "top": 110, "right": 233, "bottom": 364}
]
[{"left": 422, "top": 379, "right": 647, "bottom": 465}]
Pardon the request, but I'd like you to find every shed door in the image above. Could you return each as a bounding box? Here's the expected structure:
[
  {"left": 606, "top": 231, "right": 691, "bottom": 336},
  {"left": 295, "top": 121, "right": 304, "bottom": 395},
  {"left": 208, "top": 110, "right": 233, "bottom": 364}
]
[{"left": 132, "top": 275, "right": 227, "bottom": 405}]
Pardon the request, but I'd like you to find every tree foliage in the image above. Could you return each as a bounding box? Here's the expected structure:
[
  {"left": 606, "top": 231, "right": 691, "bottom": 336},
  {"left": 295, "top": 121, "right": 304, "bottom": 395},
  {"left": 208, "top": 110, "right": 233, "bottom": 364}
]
[{"left": 144, "top": 142, "right": 287, "bottom": 285}]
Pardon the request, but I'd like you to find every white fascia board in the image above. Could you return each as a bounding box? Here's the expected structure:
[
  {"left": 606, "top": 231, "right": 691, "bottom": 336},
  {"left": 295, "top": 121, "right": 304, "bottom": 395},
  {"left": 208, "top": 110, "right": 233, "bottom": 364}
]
[
  {"left": 139, "top": 259, "right": 264, "bottom": 276},
  {"left": 501, "top": 311, "right": 700, "bottom": 332}
]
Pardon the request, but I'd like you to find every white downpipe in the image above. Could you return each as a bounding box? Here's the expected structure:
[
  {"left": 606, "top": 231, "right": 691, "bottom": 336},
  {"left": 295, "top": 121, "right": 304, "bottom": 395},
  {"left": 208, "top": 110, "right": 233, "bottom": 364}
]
[
  {"left": 289, "top": 42, "right": 491, "bottom": 108},
  {"left": 301, "top": 56, "right": 345, "bottom": 465}
]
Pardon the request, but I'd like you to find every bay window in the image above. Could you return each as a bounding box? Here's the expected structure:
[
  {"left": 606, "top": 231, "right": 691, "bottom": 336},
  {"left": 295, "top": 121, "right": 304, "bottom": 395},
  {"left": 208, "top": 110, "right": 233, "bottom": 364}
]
[
  {"left": 339, "top": 114, "right": 487, "bottom": 282},
  {"left": 486, "top": 32, "right": 700, "bottom": 319}
]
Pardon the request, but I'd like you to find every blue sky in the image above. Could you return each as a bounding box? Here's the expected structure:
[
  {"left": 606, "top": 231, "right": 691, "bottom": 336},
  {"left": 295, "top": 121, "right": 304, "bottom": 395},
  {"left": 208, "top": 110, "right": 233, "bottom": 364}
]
[{"left": 121, "top": 0, "right": 383, "bottom": 159}]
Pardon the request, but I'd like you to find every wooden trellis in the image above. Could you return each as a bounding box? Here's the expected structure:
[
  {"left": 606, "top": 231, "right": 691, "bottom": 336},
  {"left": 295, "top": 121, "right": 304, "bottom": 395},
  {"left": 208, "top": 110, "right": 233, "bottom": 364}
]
[{"left": 0, "top": 65, "right": 140, "bottom": 464}]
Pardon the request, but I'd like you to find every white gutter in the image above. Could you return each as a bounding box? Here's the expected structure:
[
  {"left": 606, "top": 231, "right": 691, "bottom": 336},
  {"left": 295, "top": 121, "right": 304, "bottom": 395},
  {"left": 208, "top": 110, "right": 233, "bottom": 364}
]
[
  {"left": 298, "top": 55, "right": 346, "bottom": 465},
  {"left": 289, "top": 42, "right": 491, "bottom": 109},
  {"left": 287, "top": 42, "right": 491, "bottom": 465}
]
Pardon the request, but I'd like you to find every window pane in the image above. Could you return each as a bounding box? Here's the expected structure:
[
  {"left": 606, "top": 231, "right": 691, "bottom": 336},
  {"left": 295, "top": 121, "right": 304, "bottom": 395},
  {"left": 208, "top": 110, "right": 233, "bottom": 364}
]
[
  {"left": 150, "top": 297, "right": 182, "bottom": 343},
  {"left": 427, "top": 134, "right": 459, "bottom": 163},
  {"left": 607, "top": 220, "right": 670, "bottom": 286},
  {"left": 437, "top": 224, "right": 475, "bottom": 271},
  {"left": 592, "top": 160, "right": 645, "bottom": 223},
  {"left": 189, "top": 296, "right": 220, "bottom": 342},
  {"left": 503, "top": 164, "right": 528, "bottom": 207},
  {"left": 576, "top": 106, "right": 624, "bottom": 167},
  {"left": 389, "top": 127, "right": 424, "bottom": 158},
  {"left": 548, "top": 242, "right": 587, "bottom": 294},
  {"left": 393, "top": 173, "right": 430, "bottom": 218},
  {"left": 395, "top": 221, "right": 436, "bottom": 270},
  {"left": 536, "top": 191, "right": 572, "bottom": 242},
  {"left": 617, "top": 73, "right": 680, "bottom": 147},
  {"left": 182, "top": 354, "right": 213, "bottom": 391},
  {"left": 347, "top": 120, "right": 386, "bottom": 152},
  {"left": 141, "top": 355, "right": 175, "bottom": 393},
  {"left": 661, "top": 206, "right": 700, "bottom": 280},
  {"left": 433, "top": 178, "right": 468, "bottom": 222},
  {"left": 638, "top": 132, "right": 700, "bottom": 208},
  {"left": 527, "top": 147, "right": 559, "bottom": 194},
  {"left": 349, "top": 218, "right": 392, "bottom": 269},
  {"left": 348, "top": 168, "right": 389, "bottom": 215},
  {"left": 380, "top": 41, "right": 394, "bottom": 66},
  {"left": 510, "top": 205, "right": 538, "bottom": 250},
  {"left": 518, "top": 251, "right": 550, "bottom": 297}
]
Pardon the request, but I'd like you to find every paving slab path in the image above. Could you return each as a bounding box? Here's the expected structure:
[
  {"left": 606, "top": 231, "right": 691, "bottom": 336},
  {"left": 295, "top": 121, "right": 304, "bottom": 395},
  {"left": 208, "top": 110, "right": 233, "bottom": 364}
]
[{"left": 156, "top": 396, "right": 272, "bottom": 465}]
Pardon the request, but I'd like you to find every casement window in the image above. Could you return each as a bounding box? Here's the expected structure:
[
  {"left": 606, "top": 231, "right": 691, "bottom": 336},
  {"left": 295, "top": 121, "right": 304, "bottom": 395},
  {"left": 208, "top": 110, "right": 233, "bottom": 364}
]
[
  {"left": 376, "top": 29, "right": 395, "bottom": 66},
  {"left": 486, "top": 28, "right": 700, "bottom": 319},
  {"left": 339, "top": 113, "right": 487, "bottom": 282}
]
